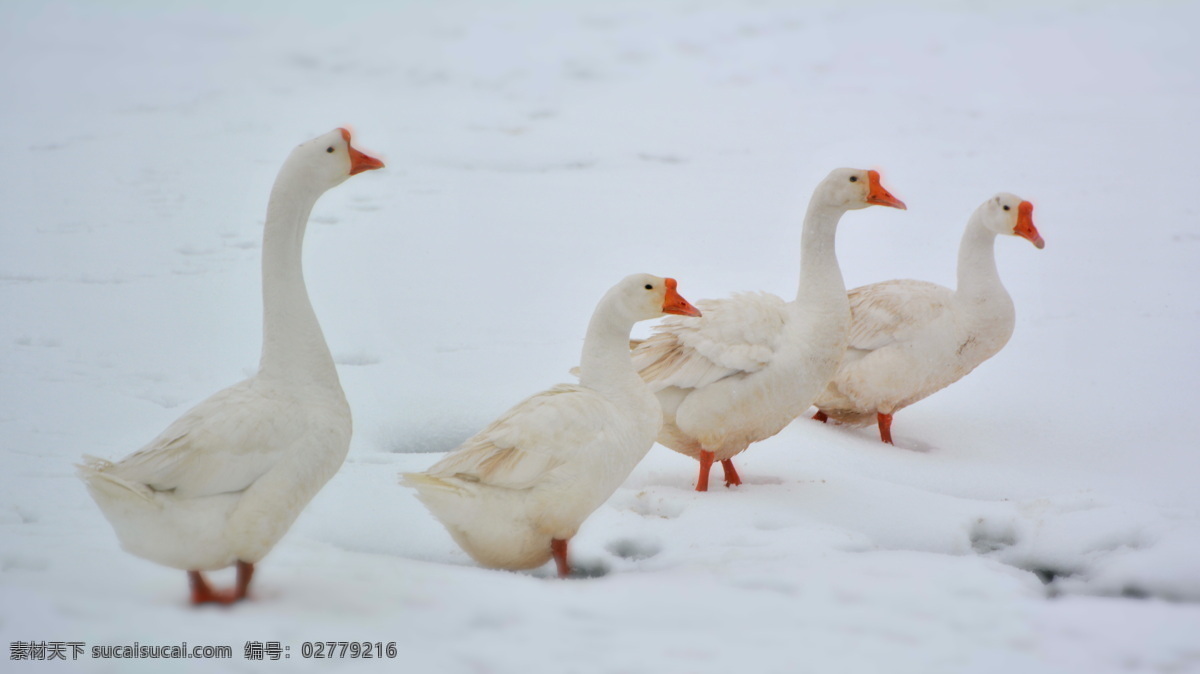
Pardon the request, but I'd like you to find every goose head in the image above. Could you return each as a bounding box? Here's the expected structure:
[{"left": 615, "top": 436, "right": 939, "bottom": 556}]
[
  {"left": 815, "top": 168, "right": 907, "bottom": 211},
  {"left": 982, "top": 193, "right": 1045, "bottom": 249},
  {"left": 277, "top": 128, "right": 384, "bottom": 196},
  {"left": 608, "top": 274, "right": 702, "bottom": 323}
]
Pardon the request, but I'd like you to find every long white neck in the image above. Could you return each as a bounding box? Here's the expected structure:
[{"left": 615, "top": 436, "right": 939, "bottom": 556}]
[
  {"left": 955, "top": 209, "right": 1011, "bottom": 309},
  {"left": 257, "top": 178, "right": 340, "bottom": 388},
  {"left": 794, "top": 201, "right": 849, "bottom": 310},
  {"left": 577, "top": 298, "right": 642, "bottom": 397}
]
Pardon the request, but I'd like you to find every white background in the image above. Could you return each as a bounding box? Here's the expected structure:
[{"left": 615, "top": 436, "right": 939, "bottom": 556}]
[{"left": 2, "top": 1, "right": 1198, "bottom": 672}]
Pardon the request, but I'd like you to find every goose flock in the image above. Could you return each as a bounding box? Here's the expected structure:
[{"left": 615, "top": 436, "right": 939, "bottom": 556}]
[{"left": 78, "top": 128, "right": 1044, "bottom": 602}]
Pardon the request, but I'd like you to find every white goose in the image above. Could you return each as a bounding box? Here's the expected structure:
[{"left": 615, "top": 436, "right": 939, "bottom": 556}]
[
  {"left": 403, "top": 275, "right": 700, "bottom": 577},
  {"left": 78, "top": 128, "right": 384, "bottom": 604},
  {"left": 813, "top": 193, "right": 1044, "bottom": 444},
  {"left": 630, "top": 169, "right": 905, "bottom": 491}
]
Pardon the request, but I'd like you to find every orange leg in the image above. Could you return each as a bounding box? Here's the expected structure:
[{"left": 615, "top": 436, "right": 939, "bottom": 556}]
[
  {"left": 877, "top": 412, "right": 894, "bottom": 445},
  {"left": 551, "top": 538, "right": 571, "bottom": 578},
  {"left": 233, "top": 561, "right": 254, "bottom": 599},
  {"left": 813, "top": 410, "right": 829, "bottom": 423},
  {"left": 696, "top": 450, "right": 714, "bottom": 492},
  {"left": 188, "top": 561, "right": 254, "bottom": 606},
  {"left": 720, "top": 459, "right": 742, "bottom": 487}
]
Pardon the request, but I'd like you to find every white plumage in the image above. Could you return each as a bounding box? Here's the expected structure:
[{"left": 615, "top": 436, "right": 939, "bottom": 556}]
[
  {"left": 632, "top": 168, "right": 907, "bottom": 491},
  {"left": 403, "top": 274, "right": 700, "bottom": 577},
  {"left": 79, "top": 380, "right": 351, "bottom": 569},
  {"left": 79, "top": 128, "right": 383, "bottom": 604},
  {"left": 814, "top": 193, "right": 1044, "bottom": 444}
]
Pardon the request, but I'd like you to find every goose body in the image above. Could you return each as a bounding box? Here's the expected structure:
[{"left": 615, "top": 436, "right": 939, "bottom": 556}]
[
  {"left": 813, "top": 194, "right": 1044, "bottom": 444},
  {"left": 79, "top": 128, "right": 383, "bottom": 603},
  {"left": 403, "top": 275, "right": 700, "bottom": 576},
  {"left": 631, "top": 169, "right": 906, "bottom": 490}
]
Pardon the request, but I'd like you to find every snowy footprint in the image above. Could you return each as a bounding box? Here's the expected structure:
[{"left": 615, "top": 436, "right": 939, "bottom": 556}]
[{"left": 605, "top": 537, "right": 662, "bottom": 562}]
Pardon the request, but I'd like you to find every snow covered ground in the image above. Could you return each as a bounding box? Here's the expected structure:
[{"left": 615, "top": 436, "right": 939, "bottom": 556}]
[{"left": 3, "top": 0, "right": 1199, "bottom": 671}]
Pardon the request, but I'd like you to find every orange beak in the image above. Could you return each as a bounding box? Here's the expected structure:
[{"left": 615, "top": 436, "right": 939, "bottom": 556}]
[
  {"left": 662, "top": 278, "right": 702, "bottom": 317},
  {"left": 340, "top": 127, "right": 385, "bottom": 176},
  {"left": 865, "top": 170, "right": 906, "bottom": 210},
  {"left": 1015, "top": 201, "right": 1044, "bottom": 249}
]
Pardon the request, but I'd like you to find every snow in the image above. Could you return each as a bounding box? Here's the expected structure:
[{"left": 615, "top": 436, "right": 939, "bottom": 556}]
[{"left": 3, "top": 0, "right": 1200, "bottom": 671}]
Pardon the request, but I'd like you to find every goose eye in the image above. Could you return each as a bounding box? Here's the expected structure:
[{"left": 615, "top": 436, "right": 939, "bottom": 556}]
[
  {"left": 1003, "top": 204, "right": 1010, "bottom": 211},
  {"left": 645, "top": 284, "right": 653, "bottom": 290},
  {"left": 326, "top": 146, "right": 335, "bottom": 153},
  {"left": 848, "top": 176, "right": 858, "bottom": 182}
]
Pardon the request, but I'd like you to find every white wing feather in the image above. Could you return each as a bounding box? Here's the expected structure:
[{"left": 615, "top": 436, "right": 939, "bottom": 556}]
[
  {"left": 845, "top": 280, "right": 953, "bottom": 353},
  {"left": 631, "top": 292, "right": 788, "bottom": 391},
  {"left": 423, "top": 384, "right": 613, "bottom": 491},
  {"left": 95, "top": 380, "right": 296, "bottom": 499}
]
